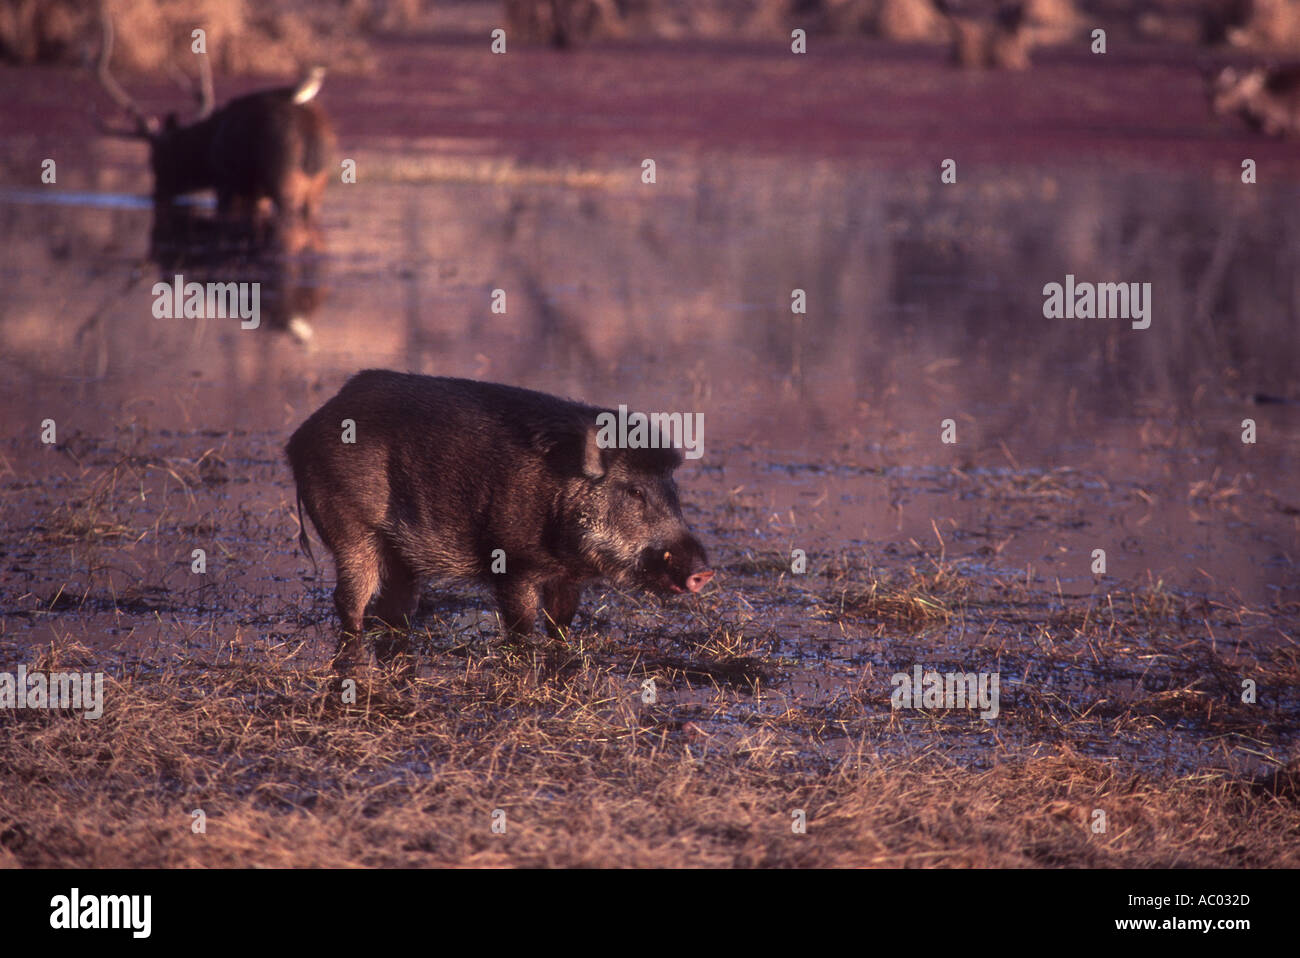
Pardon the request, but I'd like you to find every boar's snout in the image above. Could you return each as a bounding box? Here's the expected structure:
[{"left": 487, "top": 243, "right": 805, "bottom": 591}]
[
  {"left": 641, "top": 537, "right": 713, "bottom": 596},
  {"left": 685, "top": 568, "right": 714, "bottom": 593}
]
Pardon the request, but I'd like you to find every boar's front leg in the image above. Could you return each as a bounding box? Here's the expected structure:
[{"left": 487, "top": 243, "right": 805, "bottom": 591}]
[
  {"left": 373, "top": 552, "right": 420, "bottom": 666},
  {"left": 493, "top": 580, "right": 541, "bottom": 640},
  {"left": 374, "top": 551, "right": 419, "bottom": 626},
  {"left": 542, "top": 580, "right": 582, "bottom": 640}
]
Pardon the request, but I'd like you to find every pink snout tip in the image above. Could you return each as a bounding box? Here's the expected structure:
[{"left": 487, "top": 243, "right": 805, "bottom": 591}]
[{"left": 686, "top": 570, "right": 714, "bottom": 593}]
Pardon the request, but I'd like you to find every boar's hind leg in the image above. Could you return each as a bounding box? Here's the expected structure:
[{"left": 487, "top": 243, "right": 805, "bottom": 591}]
[
  {"left": 493, "top": 580, "right": 541, "bottom": 640},
  {"left": 331, "top": 537, "right": 382, "bottom": 669},
  {"left": 373, "top": 549, "right": 419, "bottom": 665},
  {"left": 542, "top": 581, "right": 582, "bottom": 640}
]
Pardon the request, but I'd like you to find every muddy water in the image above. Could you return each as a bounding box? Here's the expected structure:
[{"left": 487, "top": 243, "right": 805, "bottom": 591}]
[{"left": 1, "top": 42, "right": 1297, "bottom": 778}]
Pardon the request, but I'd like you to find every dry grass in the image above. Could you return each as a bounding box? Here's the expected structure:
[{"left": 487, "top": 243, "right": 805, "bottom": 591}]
[
  {"left": 822, "top": 565, "right": 966, "bottom": 626},
  {"left": 0, "top": 0, "right": 376, "bottom": 75},
  {"left": 1, "top": 639, "right": 1296, "bottom": 868}
]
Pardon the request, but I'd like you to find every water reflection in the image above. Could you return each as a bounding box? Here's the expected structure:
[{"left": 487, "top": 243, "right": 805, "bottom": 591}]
[
  {"left": 3, "top": 163, "right": 1296, "bottom": 413},
  {"left": 148, "top": 204, "right": 327, "bottom": 342},
  {"left": 0, "top": 157, "right": 1295, "bottom": 614}
]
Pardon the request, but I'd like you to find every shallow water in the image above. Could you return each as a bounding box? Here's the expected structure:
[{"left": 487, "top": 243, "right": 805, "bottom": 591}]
[{"left": 1, "top": 40, "right": 1297, "bottom": 781}]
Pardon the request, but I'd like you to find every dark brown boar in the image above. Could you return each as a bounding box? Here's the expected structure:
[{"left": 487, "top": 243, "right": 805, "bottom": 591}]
[
  {"left": 285, "top": 371, "right": 714, "bottom": 668},
  {"left": 93, "top": 6, "right": 333, "bottom": 221}
]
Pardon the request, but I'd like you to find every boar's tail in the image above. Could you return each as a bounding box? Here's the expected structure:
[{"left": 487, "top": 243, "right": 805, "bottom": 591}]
[{"left": 295, "top": 490, "right": 318, "bottom": 575}]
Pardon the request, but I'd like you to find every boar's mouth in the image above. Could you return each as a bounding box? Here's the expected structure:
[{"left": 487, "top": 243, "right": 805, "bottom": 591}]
[{"left": 638, "top": 543, "right": 714, "bottom": 596}]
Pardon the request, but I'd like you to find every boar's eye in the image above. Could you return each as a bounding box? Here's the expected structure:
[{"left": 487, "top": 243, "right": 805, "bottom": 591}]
[{"left": 626, "top": 485, "right": 646, "bottom": 502}]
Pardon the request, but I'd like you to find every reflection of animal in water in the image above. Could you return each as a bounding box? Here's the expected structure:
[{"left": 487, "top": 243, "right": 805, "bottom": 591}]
[
  {"left": 149, "top": 205, "right": 327, "bottom": 341},
  {"left": 92, "top": 3, "right": 334, "bottom": 222},
  {"left": 1209, "top": 64, "right": 1300, "bottom": 135},
  {"left": 937, "top": 1, "right": 1031, "bottom": 70}
]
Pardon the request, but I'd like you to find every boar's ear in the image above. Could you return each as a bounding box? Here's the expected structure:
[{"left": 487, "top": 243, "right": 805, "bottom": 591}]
[
  {"left": 582, "top": 424, "right": 608, "bottom": 479},
  {"left": 535, "top": 416, "right": 608, "bottom": 479}
]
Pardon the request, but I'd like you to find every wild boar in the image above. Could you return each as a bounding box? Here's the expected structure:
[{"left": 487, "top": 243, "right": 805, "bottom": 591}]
[{"left": 285, "top": 371, "right": 714, "bottom": 668}]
